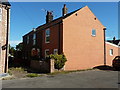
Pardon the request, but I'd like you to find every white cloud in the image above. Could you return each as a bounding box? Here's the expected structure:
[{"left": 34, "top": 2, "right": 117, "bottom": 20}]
[
  {"left": 10, "top": 40, "right": 22, "bottom": 47},
  {"left": 106, "top": 36, "right": 113, "bottom": 40}
]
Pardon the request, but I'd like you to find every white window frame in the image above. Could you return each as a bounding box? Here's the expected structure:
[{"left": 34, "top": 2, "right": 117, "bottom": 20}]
[
  {"left": 0, "top": 8, "right": 2, "bottom": 21},
  {"left": 54, "top": 49, "right": 58, "bottom": 54},
  {"left": 45, "top": 29, "right": 50, "bottom": 43},
  {"left": 45, "top": 49, "right": 49, "bottom": 58},
  {"left": 92, "top": 29, "right": 96, "bottom": 37},
  {"left": 33, "top": 33, "right": 36, "bottom": 45},
  {"left": 110, "top": 49, "right": 113, "bottom": 56},
  {"left": 27, "top": 36, "right": 29, "bottom": 44}
]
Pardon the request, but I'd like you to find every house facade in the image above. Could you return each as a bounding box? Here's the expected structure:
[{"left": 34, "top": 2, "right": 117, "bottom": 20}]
[
  {"left": 106, "top": 41, "right": 120, "bottom": 66},
  {"left": 23, "top": 4, "right": 118, "bottom": 71},
  {"left": 0, "top": 1, "right": 11, "bottom": 73}
]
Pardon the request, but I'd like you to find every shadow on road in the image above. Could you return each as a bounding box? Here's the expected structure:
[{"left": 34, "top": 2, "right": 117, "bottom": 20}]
[{"left": 93, "top": 65, "right": 119, "bottom": 71}]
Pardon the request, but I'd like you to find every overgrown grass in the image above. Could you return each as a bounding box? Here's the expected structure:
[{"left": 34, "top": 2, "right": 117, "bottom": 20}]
[
  {"left": 26, "top": 73, "right": 43, "bottom": 78},
  {"left": 8, "top": 70, "right": 12, "bottom": 75},
  {"left": 48, "top": 68, "right": 93, "bottom": 75},
  {"left": 9, "top": 67, "right": 26, "bottom": 71}
]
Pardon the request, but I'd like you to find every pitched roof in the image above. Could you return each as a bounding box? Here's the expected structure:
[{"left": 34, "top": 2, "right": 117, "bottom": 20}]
[
  {"left": 107, "top": 39, "right": 120, "bottom": 46},
  {"left": 37, "top": 7, "right": 83, "bottom": 29}
]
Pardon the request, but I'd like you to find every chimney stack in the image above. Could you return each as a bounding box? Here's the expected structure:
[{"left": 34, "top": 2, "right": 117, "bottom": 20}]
[
  {"left": 62, "top": 4, "right": 68, "bottom": 16},
  {"left": 113, "top": 36, "right": 116, "bottom": 41},
  {"left": 46, "top": 11, "right": 53, "bottom": 23},
  {"left": 112, "top": 36, "right": 116, "bottom": 44}
]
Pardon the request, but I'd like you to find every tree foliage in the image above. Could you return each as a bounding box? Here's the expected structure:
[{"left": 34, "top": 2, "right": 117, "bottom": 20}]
[
  {"left": 9, "top": 45, "right": 16, "bottom": 56},
  {"left": 16, "top": 43, "right": 23, "bottom": 51}
]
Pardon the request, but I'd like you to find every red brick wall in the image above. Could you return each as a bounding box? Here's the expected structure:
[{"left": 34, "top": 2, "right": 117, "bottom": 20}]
[
  {"left": 23, "top": 20, "right": 63, "bottom": 60},
  {"left": 41, "top": 23, "right": 63, "bottom": 58}
]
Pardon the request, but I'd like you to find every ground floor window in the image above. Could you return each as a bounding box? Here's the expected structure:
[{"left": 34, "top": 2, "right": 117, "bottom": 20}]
[
  {"left": 110, "top": 49, "right": 113, "bottom": 56},
  {"left": 54, "top": 49, "right": 58, "bottom": 54},
  {"left": 45, "top": 49, "right": 49, "bottom": 58}
]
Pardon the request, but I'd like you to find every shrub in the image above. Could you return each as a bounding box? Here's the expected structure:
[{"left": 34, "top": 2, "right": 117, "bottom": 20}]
[{"left": 50, "top": 54, "right": 67, "bottom": 70}]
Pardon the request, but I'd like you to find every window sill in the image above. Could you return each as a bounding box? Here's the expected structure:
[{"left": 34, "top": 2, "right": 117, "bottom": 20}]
[
  {"left": 110, "top": 54, "right": 113, "bottom": 56},
  {"left": 91, "top": 35, "right": 96, "bottom": 37},
  {"left": 45, "top": 42, "right": 50, "bottom": 44}
]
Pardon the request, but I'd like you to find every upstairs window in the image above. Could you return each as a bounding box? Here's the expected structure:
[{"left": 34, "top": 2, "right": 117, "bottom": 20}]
[
  {"left": 110, "top": 49, "right": 113, "bottom": 56},
  {"left": 45, "top": 29, "right": 50, "bottom": 43},
  {"left": 27, "top": 36, "right": 29, "bottom": 44},
  {"left": 33, "top": 33, "right": 36, "bottom": 45},
  {"left": 0, "top": 8, "right": 2, "bottom": 21},
  {"left": 92, "top": 29, "right": 96, "bottom": 36}
]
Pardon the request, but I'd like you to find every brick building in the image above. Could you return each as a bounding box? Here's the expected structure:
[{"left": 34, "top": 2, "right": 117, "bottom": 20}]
[
  {"left": 0, "top": 0, "right": 11, "bottom": 73},
  {"left": 23, "top": 4, "right": 119, "bottom": 71}
]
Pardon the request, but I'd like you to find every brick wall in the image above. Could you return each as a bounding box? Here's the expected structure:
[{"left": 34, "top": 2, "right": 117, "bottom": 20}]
[
  {"left": 23, "top": 19, "right": 63, "bottom": 61},
  {"left": 106, "top": 42, "right": 120, "bottom": 66},
  {"left": 0, "top": 4, "right": 10, "bottom": 73},
  {"left": 63, "top": 6, "right": 105, "bottom": 70}
]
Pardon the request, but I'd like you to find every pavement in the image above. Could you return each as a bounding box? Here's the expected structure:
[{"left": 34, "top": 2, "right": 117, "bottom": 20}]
[
  {"left": 0, "top": 73, "right": 10, "bottom": 80},
  {"left": 2, "top": 69, "right": 119, "bottom": 88}
]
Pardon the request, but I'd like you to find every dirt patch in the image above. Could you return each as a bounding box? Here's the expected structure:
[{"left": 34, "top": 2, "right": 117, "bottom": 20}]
[{"left": 8, "top": 67, "right": 28, "bottom": 79}]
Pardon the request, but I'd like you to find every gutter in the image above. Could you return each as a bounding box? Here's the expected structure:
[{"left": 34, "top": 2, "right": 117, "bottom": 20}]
[
  {"left": 103, "top": 27, "right": 106, "bottom": 65},
  {"left": 4, "top": 5, "right": 10, "bottom": 73}
]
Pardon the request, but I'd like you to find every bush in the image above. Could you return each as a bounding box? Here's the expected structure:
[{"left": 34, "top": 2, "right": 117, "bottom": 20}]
[{"left": 50, "top": 54, "right": 67, "bottom": 70}]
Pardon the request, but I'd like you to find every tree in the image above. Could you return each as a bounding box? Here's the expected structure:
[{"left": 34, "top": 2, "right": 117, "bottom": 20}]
[
  {"left": 9, "top": 45, "right": 16, "bottom": 56},
  {"left": 16, "top": 42, "right": 23, "bottom": 51}
]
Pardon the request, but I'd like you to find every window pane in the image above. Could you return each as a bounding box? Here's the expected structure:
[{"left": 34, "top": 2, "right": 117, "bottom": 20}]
[
  {"left": 92, "top": 29, "right": 96, "bottom": 36},
  {"left": 110, "top": 49, "right": 113, "bottom": 56},
  {"left": 33, "top": 40, "right": 36, "bottom": 45},
  {"left": 46, "top": 29, "right": 50, "bottom": 36},
  {"left": 54, "top": 49, "right": 58, "bottom": 54},
  {"left": 27, "top": 36, "right": 29, "bottom": 44},
  {"left": 33, "top": 33, "right": 36, "bottom": 40},
  {"left": 46, "top": 36, "right": 50, "bottom": 42},
  {"left": 45, "top": 50, "right": 49, "bottom": 58}
]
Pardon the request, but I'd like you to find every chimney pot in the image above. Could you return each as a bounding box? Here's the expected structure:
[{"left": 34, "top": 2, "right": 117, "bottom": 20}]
[
  {"left": 62, "top": 4, "right": 68, "bottom": 16},
  {"left": 46, "top": 11, "right": 53, "bottom": 23}
]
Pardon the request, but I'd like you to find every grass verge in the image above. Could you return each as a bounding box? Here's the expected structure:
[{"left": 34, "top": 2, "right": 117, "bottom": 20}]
[
  {"left": 26, "top": 73, "right": 43, "bottom": 78},
  {"left": 48, "top": 68, "right": 93, "bottom": 75}
]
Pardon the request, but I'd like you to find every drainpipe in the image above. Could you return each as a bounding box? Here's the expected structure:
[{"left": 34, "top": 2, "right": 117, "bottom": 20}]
[
  {"left": 103, "top": 27, "right": 106, "bottom": 66},
  {"left": 4, "top": 5, "right": 10, "bottom": 73}
]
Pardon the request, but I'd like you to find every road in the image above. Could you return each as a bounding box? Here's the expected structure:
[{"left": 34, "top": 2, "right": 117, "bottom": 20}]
[{"left": 2, "top": 70, "right": 119, "bottom": 88}]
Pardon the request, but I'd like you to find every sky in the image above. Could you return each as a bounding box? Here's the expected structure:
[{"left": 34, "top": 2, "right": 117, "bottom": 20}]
[{"left": 9, "top": 2, "right": 118, "bottom": 47}]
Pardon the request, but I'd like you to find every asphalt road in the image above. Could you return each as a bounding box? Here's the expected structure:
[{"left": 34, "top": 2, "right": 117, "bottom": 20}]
[{"left": 2, "top": 70, "right": 119, "bottom": 88}]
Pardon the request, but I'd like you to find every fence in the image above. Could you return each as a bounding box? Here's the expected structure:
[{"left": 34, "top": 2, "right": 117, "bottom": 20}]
[{"left": 30, "top": 59, "right": 54, "bottom": 73}]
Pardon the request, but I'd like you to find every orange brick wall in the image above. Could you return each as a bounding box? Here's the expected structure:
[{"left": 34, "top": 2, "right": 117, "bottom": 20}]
[
  {"left": 63, "top": 6, "right": 105, "bottom": 70},
  {"left": 106, "top": 42, "right": 120, "bottom": 66}
]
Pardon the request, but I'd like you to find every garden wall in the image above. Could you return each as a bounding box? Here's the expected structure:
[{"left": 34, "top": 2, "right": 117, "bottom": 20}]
[{"left": 30, "top": 59, "right": 54, "bottom": 73}]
